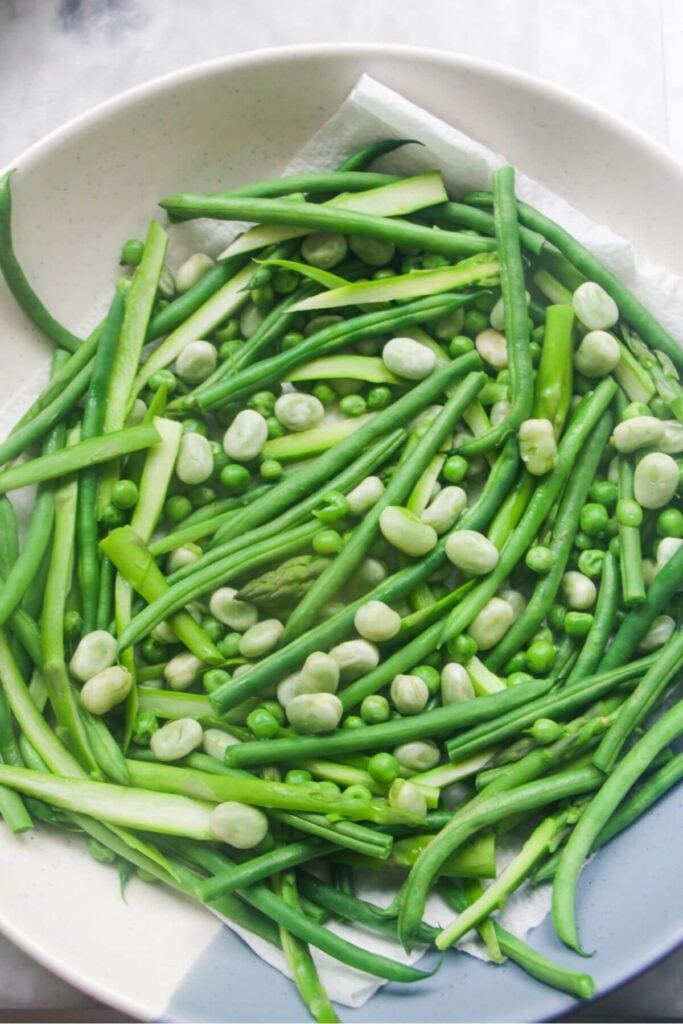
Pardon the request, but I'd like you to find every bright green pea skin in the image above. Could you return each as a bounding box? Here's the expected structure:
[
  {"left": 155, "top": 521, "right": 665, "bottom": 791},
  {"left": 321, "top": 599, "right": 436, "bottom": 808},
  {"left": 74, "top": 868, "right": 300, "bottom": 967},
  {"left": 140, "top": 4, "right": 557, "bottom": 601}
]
[
  {"left": 656, "top": 508, "right": 683, "bottom": 538},
  {"left": 442, "top": 454, "right": 468, "bottom": 484},
  {"left": 368, "top": 752, "right": 401, "bottom": 784},
  {"left": 448, "top": 335, "right": 475, "bottom": 358},
  {"left": 589, "top": 480, "right": 618, "bottom": 507},
  {"left": 149, "top": 368, "right": 177, "bottom": 393},
  {"left": 411, "top": 664, "right": 441, "bottom": 696},
  {"left": 132, "top": 711, "right": 158, "bottom": 745},
  {"left": 164, "top": 495, "right": 193, "bottom": 524},
  {"left": 215, "top": 318, "right": 240, "bottom": 344},
  {"left": 313, "top": 383, "right": 337, "bottom": 407},
  {"left": 564, "top": 611, "right": 594, "bottom": 638},
  {"left": 525, "top": 545, "right": 553, "bottom": 574},
  {"left": 220, "top": 464, "right": 251, "bottom": 494},
  {"left": 190, "top": 486, "right": 216, "bottom": 508},
  {"left": 341, "top": 715, "right": 364, "bottom": 730},
  {"left": 578, "top": 548, "right": 606, "bottom": 578},
  {"left": 529, "top": 717, "right": 563, "bottom": 744},
  {"left": 525, "top": 639, "right": 557, "bottom": 674},
  {"left": 181, "top": 417, "right": 208, "bottom": 436},
  {"left": 120, "top": 238, "right": 144, "bottom": 267},
  {"left": 247, "top": 708, "right": 280, "bottom": 739},
  {"left": 345, "top": 784, "right": 374, "bottom": 802},
  {"left": 260, "top": 459, "right": 283, "bottom": 481},
  {"left": 281, "top": 331, "right": 305, "bottom": 351},
  {"left": 622, "top": 401, "right": 652, "bottom": 420},
  {"left": 273, "top": 268, "right": 299, "bottom": 294},
  {"left": 616, "top": 498, "right": 643, "bottom": 528},
  {"left": 285, "top": 769, "right": 313, "bottom": 786},
  {"left": 141, "top": 637, "right": 166, "bottom": 664},
  {"left": 580, "top": 502, "right": 609, "bottom": 537},
  {"left": 217, "top": 633, "right": 241, "bottom": 659},
  {"left": 367, "top": 386, "right": 393, "bottom": 411},
  {"left": 547, "top": 603, "right": 566, "bottom": 631},
  {"left": 361, "top": 694, "right": 391, "bottom": 725},
  {"left": 219, "top": 339, "right": 244, "bottom": 362},
  {"left": 266, "top": 416, "right": 285, "bottom": 440},
  {"left": 504, "top": 652, "right": 527, "bottom": 675},
  {"left": 339, "top": 394, "right": 367, "bottom": 418},
  {"left": 248, "top": 390, "right": 277, "bottom": 416},
  {"left": 313, "top": 529, "right": 343, "bottom": 555},
  {"left": 111, "top": 478, "right": 139, "bottom": 511},
  {"left": 447, "top": 634, "right": 478, "bottom": 663},
  {"left": 573, "top": 530, "right": 596, "bottom": 552},
  {"left": 203, "top": 668, "right": 231, "bottom": 694},
  {"left": 200, "top": 616, "right": 224, "bottom": 643},
  {"left": 315, "top": 491, "right": 350, "bottom": 524},
  {"left": 508, "top": 671, "right": 535, "bottom": 686},
  {"left": 608, "top": 535, "right": 621, "bottom": 558},
  {"left": 463, "top": 310, "right": 489, "bottom": 337},
  {"left": 102, "top": 505, "right": 126, "bottom": 528}
]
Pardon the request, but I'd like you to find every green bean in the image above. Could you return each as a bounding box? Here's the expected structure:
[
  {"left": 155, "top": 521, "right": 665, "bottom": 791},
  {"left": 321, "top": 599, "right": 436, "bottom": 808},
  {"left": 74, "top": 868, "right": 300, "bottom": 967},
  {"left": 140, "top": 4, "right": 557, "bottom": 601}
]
[
  {"left": 593, "top": 629, "right": 683, "bottom": 773},
  {"left": 462, "top": 190, "right": 683, "bottom": 372},
  {"left": 224, "top": 678, "right": 551, "bottom": 769},
  {"left": 425, "top": 201, "right": 545, "bottom": 255},
  {"left": 0, "top": 498, "right": 19, "bottom": 572},
  {"left": 0, "top": 687, "right": 32, "bottom": 832},
  {"left": 487, "top": 411, "right": 612, "bottom": 670},
  {"left": 96, "top": 556, "right": 115, "bottom": 632},
  {"left": 78, "top": 698, "right": 130, "bottom": 786},
  {"left": 336, "top": 138, "right": 420, "bottom": 171},
  {"left": 197, "top": 838, "right": 333, "bottom": 901},
  {"left": 282, "top": 370, "right": 486, "bottom": 640},
  {"left": 597, "top": 543, "right": 683, "bottom": 671},
  {"left": 223, "top": 171, "right": 396, "bottom": 199},
  {"left": 397, "top": 764, "right": 603, "bottom": 950},
  {"left": 564, "top": 552, "right": 620, "bottom": 686},
  {"left": 160, "top": 193, "right": 496, "bottom": 259},
  {"left": 444, "top": 655, "right": 656, "bottom": 763},
  {"left": 0, "top": 170, "right": 82, "bottom": 352},
  {"left": 332, "top": 831, "right": 496, "bottom": 880},
  {"left": 456, "top": 167, "right": 533, "bottom": 456},
  {"left": 77, "top": 292, "right": 125, "bottom": 631},
  {"left": 146, "top": 257, "right": 246, "bottom": 341},
  {"left": 0, "top": 423, "right": 160, "bottom": 496},
  {"left": 552, "top": 699, "right": 683, "bottom": 953},
  {"left": 190, "top": 293, "right": 478, "bottom": 412},
  {"left": 534, "top": 303, "right": 575, "bottom": 435},
  {"left": 441, "top": 379, "right": 618, "bottom": 646}
]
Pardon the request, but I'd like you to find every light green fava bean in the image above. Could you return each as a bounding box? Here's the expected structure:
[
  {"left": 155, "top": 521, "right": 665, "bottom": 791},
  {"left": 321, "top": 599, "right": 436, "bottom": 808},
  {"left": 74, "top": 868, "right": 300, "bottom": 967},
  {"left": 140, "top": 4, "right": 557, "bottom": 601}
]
[
  {"left": 445, "top": 530, "right": 498, "bottom": 575},
  {"left": 379, "top": 506, "right": 438, "bottom": 557},
  {"left": 659, "top": 421, "right": 683, "bottom": 454},
  {"left": 519, "top": 418, "right": 558, "bottom": 476},
  {"left": 561, "top": 571, "right": 597, "bottom": 610},
  {"left": 489, "top": 291, "right": 530, "bottom": 332},
  {"left": 175, "top": 253, "right": 215, "bottom": 294},
  {"left": 329, "top": 639, "right": 379, "bottom": 681},
  {"left": 69, "top": 630, "right": 117, "bottom": 683},
  {"left": 353, "top": 600, "right": 401, "bottom": 642},
  {"left": 210, "top": 801, "right": 269, "bottom": 849},
  {"left": 209, "top": 587, "right": 258, "bottom": 632},
  {"left": 151, "top": 620, "right": 178, "bottom": 645},
  {"left": 389, "top": 778, "right": 427, "bottom": 818},
  {"left": 175, "top": 432, "right": 214, "bottom": 485},
  {"left": 634, "top": 452, "right": 679, "bottom": 509},
  {"left": 573, "top": 330, "right": 621, "bottom": 377},
  {"left": 468, "top": 596, "right": 514, "bottom": 650},
  {"left": 421, "top": 486, "right": 467, "bottom": 534},
  {"left": 164, "top": 652, "right": 204, "bottom": 691},
  {"left": 641, "top": 558, "right": 658, "bottom": 587},
  {"left": 441, "top": 663, "right": 476, "bottom": 704},
  {"left": 382, "top": 337, "right": 437, "bottom": 381},
  {"left": 500, "top": 588, "right": 526, "bottom": 622},
  {"left": 357, "top": 557, "right": 388, "bottom": 588},
  {"left": 167, "top": 544, "right": 203, "bottom": 573},
  {"left": 151, "top": 718, "right": 203, "bottom": 761},
  {"left": 286, "top": 692, "right": 343, "bottom": 734},
  {"left": 572, "top": 281, "right": 619, "bottom": 330},
  {"left": 203, "top": 728, "right": 240, "bottom": 760},
  {"left": 80, "top": 666, "right": 132, "bottom": 715},
  {"left": 435, "top": 307, "right": 465, "bottom": 341},
  {"left": 475, "top": 328, "right": 508, "bottom": 370},
  {"left": 347, "top": 476, "right": 385, "bottom": 515},
  {"left": 656, "top": 537, "right": 683, "bottom": 569},
  {"left": 490, "top": 400, "right": 511, "bottom": 428},
  {"left": 176, "top": 340, "right": 218, "bottom": 384},
  {"left": 274, "top": 392, "right": 325, "bottom": 433},
  {"left": 276, "top": 673, "right": 304, "bottom": 709},
  {"left": 300, "top": 651, "right": 340, "bottom": 691},
  {"left": 125, "top": 398, "right": 147, "bottom": 427},
  {"left": 390, "top": 673, "right": 429, "bottom": 715},
  {"left": 223, "top": 409, "right": 268, "bottom": 462},
  {"left": 612, "top": 417, "right": 666, "bottom": 454},
  {"left": 393, "top": 740, "right": 440, "bottom": 772},
  {"left": 239, "top": 619, "right": 284, "bottom": 659},
  {"left": 301, "top": 232, "right": 348, "bottom": 269},
  {"left": 637, "top": 614, "right": 676, "bottom": 652},
  {"left": 348, "top": 234, "right": 396, "bottom": 266}
]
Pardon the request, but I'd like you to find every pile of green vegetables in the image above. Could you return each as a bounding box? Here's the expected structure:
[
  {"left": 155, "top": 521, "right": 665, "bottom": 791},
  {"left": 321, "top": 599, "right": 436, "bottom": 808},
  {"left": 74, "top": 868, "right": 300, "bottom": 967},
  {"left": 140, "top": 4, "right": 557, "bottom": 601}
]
[{"left": 0, "top": 138, "right": 681, "bottom": 1021}]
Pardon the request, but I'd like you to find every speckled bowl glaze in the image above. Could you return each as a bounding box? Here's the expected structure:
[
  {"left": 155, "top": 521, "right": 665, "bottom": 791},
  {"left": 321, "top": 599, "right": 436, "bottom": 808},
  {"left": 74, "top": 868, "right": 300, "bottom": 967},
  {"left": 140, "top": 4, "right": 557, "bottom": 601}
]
[{"left": 0, "top": 43, "right": 681, "bottom": 1024}]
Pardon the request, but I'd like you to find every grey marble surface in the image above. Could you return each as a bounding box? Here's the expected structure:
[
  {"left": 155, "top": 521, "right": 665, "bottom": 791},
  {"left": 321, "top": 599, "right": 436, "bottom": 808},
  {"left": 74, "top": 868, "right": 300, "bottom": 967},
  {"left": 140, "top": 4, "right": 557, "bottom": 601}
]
[{"left": 0, "top": 1, "right": 681, "bottom": 1020}]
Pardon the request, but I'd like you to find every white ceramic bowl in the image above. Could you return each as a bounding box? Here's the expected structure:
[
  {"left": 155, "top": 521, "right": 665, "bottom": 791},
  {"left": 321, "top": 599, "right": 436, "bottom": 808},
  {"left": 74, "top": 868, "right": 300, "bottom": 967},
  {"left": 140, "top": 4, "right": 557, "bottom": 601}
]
[{"left": 1, "top": 44, "right": 681, "bottom": 1023}]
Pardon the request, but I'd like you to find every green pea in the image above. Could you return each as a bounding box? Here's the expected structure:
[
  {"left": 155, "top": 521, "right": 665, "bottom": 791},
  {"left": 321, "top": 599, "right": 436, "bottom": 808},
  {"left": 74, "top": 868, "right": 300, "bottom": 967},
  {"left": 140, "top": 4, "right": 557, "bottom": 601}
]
[
  {"left": 189, "top": 486, "right": 216, "bottom": 508},
  {"left": 260, "top": 700, "right": 286, "bottom": 726},
  {"left": 344, "top": 784, "right": 374, "bottom": 801},
  {"left": 525, "top": 545, "right": 553, "bottom": 574},
  {"left": 101, "top": 504, "right": 126, "bottom": 528},
  {"left": 314, "top": 491, "right": 350, "bottom": 524},
  {"left": 250, "top": 284, "right": 274, "bottom": 310},
  {"left": 503, "top": 652, "right": 527, "bottom": 676},
  {"left": 119, "top": 238, "right": 145, "bottom": 267},
  {"left": 180, "top": 417, "right": 207, "bottom": 436},
  {"left": 266, "top": 416, "right": 285, "bottom": 440},
  {"left": 421, "top": 253, "right": 449, "bottom": 270},
  {"left": 577, "top": 548, "right": 606, "bottom": 578},
  {"left": 281, "top": 331, "right": 306, "bottom": 351},
  {"left": 580, "top": 502, "right": 609, "bottom": 536},
  {"left": 608, "top": 535, "right": 621, "bottom": 557},
  {"left": 132, "top": 711, "right": 158, "bottom": 745},
  {"left": 148, "top": 368, "right": 177, "bottom": 393},
  {"left": 448, "top": 634, "right": 478, "bottom": 663},
  {"left": 361, "top": 694, "right": 391, "bottom": 725},
  {"left": 616, "top": 498, "right": 643, "bottom": 528},
  {"left": 368, "top": 752, "right": 401, "bottom": 784},
  {"left": 215, "top": 318, "right": 241, "bottom": 343},
  {"left": 529, "top": 341, "right": 542, "bottom": 366},
  {"left": 109, "top": 478, "right": 138, "bottom": 512},
  {"left": 622, "top": 401, "right": 651, "bottom": 420},
  {"left": 259, "top": 459, "right": 283, "bottom": 481},
  {"left": 273, "top": 268, "right": 299, "bottom": 294},
  {"left": 339, "top": 394, "right": 367, "bottom": 418},
  {"left": 313, "top": 529, "right": 343, "bottom": 555},
  {"left": 448, "top": 335, "right": 475, "bottom": 358},
  {"left": 531, "top": 324, "right": 546, "bottom": 344},
  {"left": 313, "top": 383, "right": 337, "bottom": 407},
  {"left": 89, "top": 838, "right": 117, "bottom": 864},
  {"left": 529, "top": 718, "right": 563, "bottom": 744},
  {"left": 64, "top": 610, "right": 82, "bottom": 640},
  {"left": 547, "top": 603, "right": 566, "bottom": 631},
  {"left": 200, "top": 616, "right": 224, "bottom": 643},
  {"left": 220, "top": 463, "right": 251, "bottom": 494},
  {"left": 247, "top": 708, "right": 280, "bottom": 739},
  {"left": 507, "top": 671, "right": 535, "bottom": 687},
  {"left": 305, "top": 315, "right": 344, "bottom": 337},
  {"left": 525, "top": 640, "right": 557, "bottom": 674},
  {"left": 248, "top": 390, "right": 277, "bottom": 416},
  {"left": 411, "top": 664, "right": 440, "bottom": 696},
  {"left": 217, "top": 633, "right": 242, "bottom": 659},
  {"left": 164, "top": 494, "right": 193, "bottom": 524},
  {"left": 318, "top": 781, "right": 342, "bottom": 797},
  {"left": 140, "top": 637, "right": 166, "bottom": 664},
  {"left": 203, "top": 668, "right": 231, "bottom": 694},
  {"left": 285, "top": 769, "right": 313, "bottom": 786},
  {"left": 367, "top": 385, "right": 393, "bottom": 410},
  {"left": 589, "top": 480, "right": 618, "bottom": 507},
  {"left": 401, "top": 256, "right": 422, "bottom": 274},
  {"left": 442, "top": 454, "right": 468, "bottom": 484},
  {"left": 650, "top": 396, "right": 671, "bottom": 419},
  {"left": 573, "top": 530, "right": 595, "bottom": 551},
  {"left": 463, "top": 310, "right": 489, "bottom": 337},
  {"left": 564, "top": 611, "right": 594, "bottom": 638},
  {"left": 219, "top": 339, "right": 244, "bottom": 361},
  {"left": 656, "top": 507, "right": 683, "bottom": 538}
]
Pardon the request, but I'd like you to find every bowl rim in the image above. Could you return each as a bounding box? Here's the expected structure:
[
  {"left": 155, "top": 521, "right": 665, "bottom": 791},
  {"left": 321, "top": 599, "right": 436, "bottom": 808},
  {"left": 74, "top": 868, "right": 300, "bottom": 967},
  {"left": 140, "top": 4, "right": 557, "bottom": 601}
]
[{"left": 1, "top": 40, "right": 682, "bottom": 1023}]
